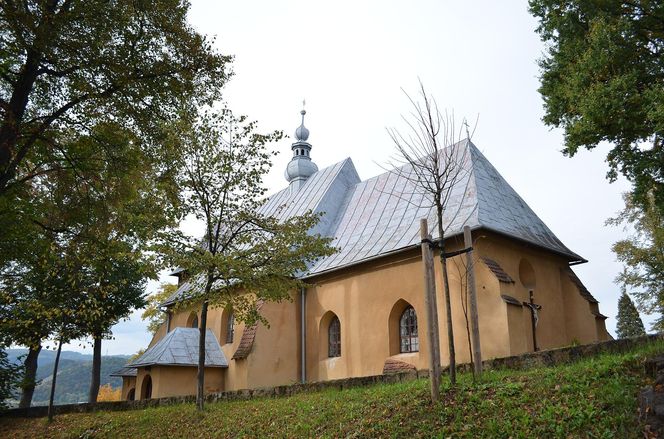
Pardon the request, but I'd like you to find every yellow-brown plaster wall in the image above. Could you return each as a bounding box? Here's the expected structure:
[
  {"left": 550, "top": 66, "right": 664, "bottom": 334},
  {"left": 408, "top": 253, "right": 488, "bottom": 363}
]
[
  {"left": 133, "top": 230, "right": 610, "bottom": 397},
  {"left": 121, "top": 376, "right": 136, "bottom": 400},
  {"left": 305, "top": 249, "right": 436, "bottom": 382},
  {"left": 473, "top": 232, "right": 572, "bottom": 352},
  {"left": 135, "top": 366, "right": 224, "bottom": 399}
]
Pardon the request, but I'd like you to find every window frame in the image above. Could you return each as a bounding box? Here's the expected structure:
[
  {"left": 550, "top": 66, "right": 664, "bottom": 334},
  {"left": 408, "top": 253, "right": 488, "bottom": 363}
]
[
  {"left": 226, "top": 312, "right": 234, "bottom": 344},
  {"left": 328, "top": 316, "right": 341, "bottom": 357},
  {"left": 399, "top": 306, "right": 419, "bottom": 353}
]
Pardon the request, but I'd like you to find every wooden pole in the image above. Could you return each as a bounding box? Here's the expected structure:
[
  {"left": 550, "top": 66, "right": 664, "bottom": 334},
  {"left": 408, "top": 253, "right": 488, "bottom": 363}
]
[
  {"left": 463, "top": 225, "right": 482, "bottom": 377},
  {"left": 47, "top": 338, "right": 63, "bottom": 422},
  {"left": 420, "top": 219, "right": 440, "bottom": 401}
]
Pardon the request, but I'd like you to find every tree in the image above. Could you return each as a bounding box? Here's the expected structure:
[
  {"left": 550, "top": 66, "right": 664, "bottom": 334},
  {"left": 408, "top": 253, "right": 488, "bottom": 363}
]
[
  {"left": 96, "top": 384, "right": 121, "bottom": 402},
  {"left": 529, "top": 0, "right": 664, "bottom": 214},
  {"left": 0, "top": 236, "right": 64, "bottom": 408},
  {"left": 608, "top": 192, "right": 664, "bottom": 330},
  {"left": 160, "top": 108, "right": 336, "bottom": 410},
  {"left": 452, "top": 239, "right": 481, "bottom": 376},
  {"left": 1, "top": 123, "right": 170, "bottom": 407},
  {"left": 616, "top": 286, "right": 646, "bottom": 338},
  {"left": 142, "top": 283, "right": 179, "bottom": 335},
  {"left": 387, "top": 82, "right": 475, "bottom": 385},
  {"left": 0, "top": 346, "right": 22, "bottom": 409},
  {"left": 0, "top": 0, "right": 229, "bottom": 197}
]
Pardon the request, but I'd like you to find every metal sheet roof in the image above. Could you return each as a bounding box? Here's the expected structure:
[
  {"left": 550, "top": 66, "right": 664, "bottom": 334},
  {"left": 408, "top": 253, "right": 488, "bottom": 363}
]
[
  {"left": 300, "top": 140, "right": 581, "bottom": 276},
  {"left": 129, "top": 327, "right": 228, "bottom": 368},
  {"left": 109, "top": 366, "right": 137, "bottom": 377},
  {"left": 162, "top": 140, "right": 583, "bottom": 304}
]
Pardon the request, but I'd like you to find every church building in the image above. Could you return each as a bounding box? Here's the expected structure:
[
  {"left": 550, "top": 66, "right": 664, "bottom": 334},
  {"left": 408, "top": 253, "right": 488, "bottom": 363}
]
[{"left": 113, "top": 110, "right": 611, "bottom": 400}]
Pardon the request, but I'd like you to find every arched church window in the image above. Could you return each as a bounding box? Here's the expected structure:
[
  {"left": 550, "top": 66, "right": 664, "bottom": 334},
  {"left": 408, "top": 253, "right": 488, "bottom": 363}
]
[
  {"left": 190, "top": 315, "right": 198, "bottom": 329},
  {"left": 226, "top": 312, "right": 234, "bottom": 344},
  {"left": 328, "top": 316, "right": 341, "bottom": 357},
  {"left": 141, "top": 375, "right": 152, "bottom": 400},
  {"left": 399, "top": 306, "right": 418, "bottom": 353}
]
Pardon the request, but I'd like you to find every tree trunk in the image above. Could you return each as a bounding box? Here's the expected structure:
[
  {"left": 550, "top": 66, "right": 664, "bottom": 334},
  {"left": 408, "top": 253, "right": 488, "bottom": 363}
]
[
  {"left": 197, "top": 299, "right": 209, "bottom": 411},
  {"left": 88, "top": 335, "right": 102, "bottom": 403},
  {"left": 18, "top": 344, "right": 41, "bottom": 409},
  {"left": 47, "top": 338, "right": 63, "bottom": 422},
  {"left": 436, "top": 203, "right": 456, "bottom": 385},
  {"left": 0, "top": 0, "right": 59, "bottom": 194}
]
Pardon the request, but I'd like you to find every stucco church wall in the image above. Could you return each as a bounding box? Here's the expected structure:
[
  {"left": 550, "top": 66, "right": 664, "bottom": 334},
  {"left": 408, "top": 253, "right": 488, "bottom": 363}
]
[
  {"left": 306, "top": 249, "right": 431, "bottom": 382},
  {"left": 136, "top": 366, "right": 224, "bottom": 399},
  {"left": 474, "top": 232, "right": 571, "bottom": 352},
  {"left": 140, "top": 229, "right": 608, "bottom": 397},
  {"left": 244, "top": 299, "right": 300, "bottom": 389},
  {"left": 560, "top": 270, "right": 598, "bottom": 344},
  {"left": 444, "top": 242, "right": 511, "bottom": 363},
  {"left": 121, "top": 377, "right": 136, "bottom": 400}
]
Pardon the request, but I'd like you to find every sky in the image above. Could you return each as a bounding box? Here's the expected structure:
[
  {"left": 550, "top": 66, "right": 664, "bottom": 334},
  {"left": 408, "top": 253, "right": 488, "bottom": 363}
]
[{"left": 60, "top": 0, "right": 644, "bottom": 355}]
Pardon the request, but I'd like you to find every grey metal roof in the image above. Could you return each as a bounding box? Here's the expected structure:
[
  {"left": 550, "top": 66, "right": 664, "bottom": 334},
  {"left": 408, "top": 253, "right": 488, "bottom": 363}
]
[
  {"left": 162, "top": 140, "right": 583, "bottom": 305},
  {"left": 109, "top": 366, "right": 137, "bottom": 377},
  {"left": 129, "top": 327, "right": 228, "bottom": 368},
  {"left": 300, "top": 140, "right": 582, "bottom": 276}
]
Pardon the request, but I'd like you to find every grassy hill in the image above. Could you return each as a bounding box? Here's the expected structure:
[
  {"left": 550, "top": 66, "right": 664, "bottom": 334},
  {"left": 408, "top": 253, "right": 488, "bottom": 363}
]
[
  {"left": 1, "top": 340, "right": 662, "bottom": 438},
  {"left": 6, "top": 349, "right": 130, "bottom": 406}
]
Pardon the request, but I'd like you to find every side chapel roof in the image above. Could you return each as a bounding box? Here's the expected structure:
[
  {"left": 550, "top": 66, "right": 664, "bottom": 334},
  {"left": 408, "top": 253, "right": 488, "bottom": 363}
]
[{"left": 128, "top": 327, "right": 228, "bottom": 368}]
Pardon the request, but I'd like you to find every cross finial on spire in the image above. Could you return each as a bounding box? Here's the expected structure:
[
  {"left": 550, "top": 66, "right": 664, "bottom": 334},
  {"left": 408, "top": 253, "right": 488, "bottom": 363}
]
[{"left": 463, "top": 118, "right": 471, "bottom": 140}]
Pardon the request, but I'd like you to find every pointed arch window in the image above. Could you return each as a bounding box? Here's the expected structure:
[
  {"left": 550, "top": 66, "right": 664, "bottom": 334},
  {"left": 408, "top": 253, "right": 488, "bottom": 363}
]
[
  {"left": 190, "top": 315, "right": 198, "bottom": 329},
  {"left": 399, "top": 306, "right": 418, "bottom": 353},
  {"left": 328, "top": 316, "right": 341, "bottom": 357},
  {"left": 226, "top": 312, "right": 235, "bottom": 344}
]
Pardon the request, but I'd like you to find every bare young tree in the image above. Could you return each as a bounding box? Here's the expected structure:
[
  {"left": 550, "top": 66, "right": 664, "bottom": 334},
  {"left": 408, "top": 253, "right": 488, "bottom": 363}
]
[
  {"left": 387, "top": 81, "right": 475, "bottom": 385},
  {"left": 453, "top": 253, "right": 473, "bottom": 371},
  {"left": 451, "top": 233, "right": 484, "bottom": 379}
]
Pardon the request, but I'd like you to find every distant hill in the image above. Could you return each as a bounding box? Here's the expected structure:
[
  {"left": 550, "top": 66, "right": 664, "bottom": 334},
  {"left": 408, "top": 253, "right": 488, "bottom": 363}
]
[{"left": 6, "top": 349, "right": 131, "bottom": 407}]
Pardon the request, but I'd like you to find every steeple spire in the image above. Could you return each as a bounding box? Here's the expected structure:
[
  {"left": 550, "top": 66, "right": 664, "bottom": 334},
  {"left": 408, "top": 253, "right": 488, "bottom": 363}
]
[{"left": 285, "top": 105, "right": 318, "bottom": 191}]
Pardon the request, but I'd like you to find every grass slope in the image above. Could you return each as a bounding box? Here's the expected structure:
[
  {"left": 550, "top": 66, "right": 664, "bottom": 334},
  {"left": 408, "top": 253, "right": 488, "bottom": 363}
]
[{"left": 2, "top": 341, "right": 662, "bottom": 438}]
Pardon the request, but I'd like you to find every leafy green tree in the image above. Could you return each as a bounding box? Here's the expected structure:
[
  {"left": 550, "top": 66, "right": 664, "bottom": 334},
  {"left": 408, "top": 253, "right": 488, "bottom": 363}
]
[
  {"left": 616, "top": 286, "right": 646, "bottom": 338},
  {"left": 1, "top": 123, "right": 172, "bottom": 407},
  {"left": 608, "top": 192, "right": 664, "bottom": 330},
  {"left": 142, "top": 283, "right": 179, "bottom": 335},
  {"left": 0, "top": 0, "right": 229, "bottom": 197},
  {"left": 0, "top": 236, "right": 66, "bottom": 408},
  {"left": 529, "top": 0, "right": 664, "bottom": 213},
  {"left": 0, "top": 346, "right": 22, "bottom": 409},
  {"left": 159, "top": 108, "right": 336, "bottom": 410}
]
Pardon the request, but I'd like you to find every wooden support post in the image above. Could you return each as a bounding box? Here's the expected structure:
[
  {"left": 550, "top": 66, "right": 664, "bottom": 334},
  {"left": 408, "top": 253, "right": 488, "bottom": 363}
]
[
  {"left": 420, "top": 219, "right": 440, "bottom": 402},
  {"left": 463, "top": 225, "right": 482, "bottom": 377}
]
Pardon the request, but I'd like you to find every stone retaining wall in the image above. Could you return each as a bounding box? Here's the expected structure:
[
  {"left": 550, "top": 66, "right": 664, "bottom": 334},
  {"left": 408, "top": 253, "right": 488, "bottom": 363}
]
[{"left": 4, "top": 333, "right": 662, "bottom": 419}]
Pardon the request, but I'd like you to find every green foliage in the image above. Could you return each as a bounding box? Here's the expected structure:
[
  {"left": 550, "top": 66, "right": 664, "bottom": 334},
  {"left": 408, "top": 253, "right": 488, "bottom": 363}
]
[
  {"left": 0, "top": 347, "right": 22, "bottom": 409},
  {"left": 529, "top": 0, "right": 664, "bottom": 213},
  {"left": 142, "top": 283, "right": 178, "bottom": 335},
  {"left": 616, "top": 289, "right": 646, "bottom": 338},
  {"left": 158, "top": 107, "right": 336, "bottom": 409},
  {"left": 1, "top": 341, "right": 662, "bottom": 437},
  {"left": 159, "top": 108, "right": 336, "bottom": 324},
  {"left": 608, "top": 192, "right": 664, "bottom": 331},
  {"left": 0, "top": 0, "right": 230, "bottom": 196}
]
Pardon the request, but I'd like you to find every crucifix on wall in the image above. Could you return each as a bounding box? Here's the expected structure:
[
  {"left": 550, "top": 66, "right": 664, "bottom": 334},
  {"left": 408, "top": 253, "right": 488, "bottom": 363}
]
[{"left": 523, "top": 290, "right": 542, "bottom": 351}]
